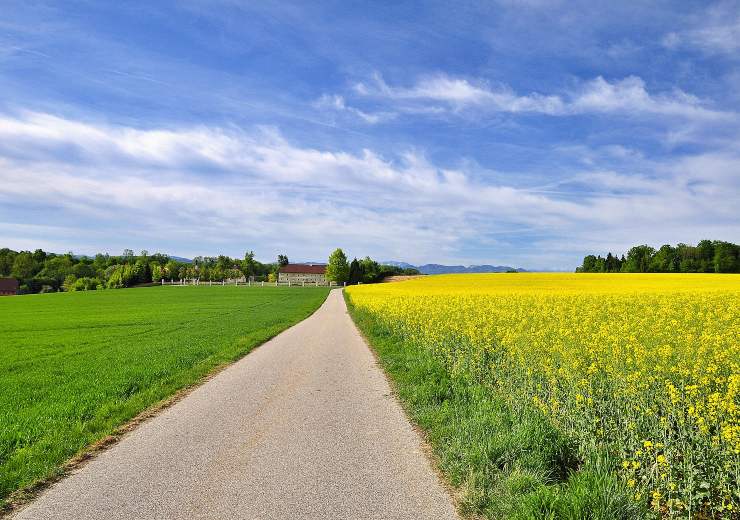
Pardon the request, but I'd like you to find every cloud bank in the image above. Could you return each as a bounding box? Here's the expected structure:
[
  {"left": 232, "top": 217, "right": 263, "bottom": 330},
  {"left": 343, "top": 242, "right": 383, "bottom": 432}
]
[{"left": 1, "top": 111, "right": 737, "bottom": 269}]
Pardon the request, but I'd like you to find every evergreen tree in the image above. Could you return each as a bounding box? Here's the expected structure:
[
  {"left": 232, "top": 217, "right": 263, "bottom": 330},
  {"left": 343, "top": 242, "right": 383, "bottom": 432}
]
[{"left": 348, "top": 258, "right": 362, "bottom": 284}]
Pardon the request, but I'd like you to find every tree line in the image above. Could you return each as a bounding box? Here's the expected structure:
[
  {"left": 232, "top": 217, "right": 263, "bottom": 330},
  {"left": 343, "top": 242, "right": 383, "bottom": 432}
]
[
  {"left": 0, "top": 246, "right": 420, "bottom": 294},
  {"left": 0, "top": 248, "right": 290, "bottom": 294},
  {"left": 325, "top": 248, "right": 420, "bottom": 284},
  {"left": 576, "top": 240, "right": 740, "bottom": 273}
]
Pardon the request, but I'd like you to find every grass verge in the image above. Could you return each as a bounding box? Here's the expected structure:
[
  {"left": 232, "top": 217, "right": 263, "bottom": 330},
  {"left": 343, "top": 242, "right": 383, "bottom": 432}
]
[
  {"left": 345, "top": 292, "right": 646, "bottom": 520},
  {"left": 0, "top": 285, "right": 329, "bottom": 510}
]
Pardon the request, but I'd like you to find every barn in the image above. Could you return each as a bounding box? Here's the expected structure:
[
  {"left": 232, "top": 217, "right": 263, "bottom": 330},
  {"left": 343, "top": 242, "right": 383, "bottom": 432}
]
[
  {"left": 277, "top": 264, "right": 327, "bottom": 284},
  {"left": 0, "top": 277, "right": 19, "bottom": 296}
]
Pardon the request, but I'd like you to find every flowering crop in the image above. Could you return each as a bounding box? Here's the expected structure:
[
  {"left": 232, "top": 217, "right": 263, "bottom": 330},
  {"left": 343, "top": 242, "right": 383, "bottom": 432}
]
[{"left": 347, "top": 274, "right": 740, "bottom": 518}]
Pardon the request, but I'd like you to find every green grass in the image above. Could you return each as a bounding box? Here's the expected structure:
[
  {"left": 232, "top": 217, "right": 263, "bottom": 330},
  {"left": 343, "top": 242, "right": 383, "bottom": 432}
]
[
  {"left": 0, "top": 285, "right": 329, "bottom": 506},
  {"left": 345, "top": 293, "right": 647, "bottom": 520}
]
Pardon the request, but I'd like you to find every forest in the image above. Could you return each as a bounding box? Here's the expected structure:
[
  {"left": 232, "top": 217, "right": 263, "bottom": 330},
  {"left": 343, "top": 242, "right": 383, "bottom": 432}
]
[{"left": 576, "top": 240, "right": 740, "bottom": 273}]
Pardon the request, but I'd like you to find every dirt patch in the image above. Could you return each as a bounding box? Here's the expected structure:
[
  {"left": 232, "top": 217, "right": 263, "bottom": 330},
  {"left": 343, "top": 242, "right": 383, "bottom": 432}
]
[{"left": 381, "top": 275, "right": 425, "bottom": 283}]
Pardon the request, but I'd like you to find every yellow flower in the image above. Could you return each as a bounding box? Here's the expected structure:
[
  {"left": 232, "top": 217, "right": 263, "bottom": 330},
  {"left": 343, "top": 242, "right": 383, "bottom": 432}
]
[{"left": 346, "top": 273, "right": 740, "bottom": 517}]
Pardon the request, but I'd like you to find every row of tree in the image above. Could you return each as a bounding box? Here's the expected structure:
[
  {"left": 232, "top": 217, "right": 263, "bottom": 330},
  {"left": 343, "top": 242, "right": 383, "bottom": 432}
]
[
  {"left": 0, "top": 246, "right": 419, "bottom": 294},
  {"left": 325, "top": 248, "right": 420, "bottom": 284},
  {"left": 0, "top": 248, "right": 292, "bottom": 294},
  {"left": 576, "top": 240, "right": 740, "bottom": 273}
]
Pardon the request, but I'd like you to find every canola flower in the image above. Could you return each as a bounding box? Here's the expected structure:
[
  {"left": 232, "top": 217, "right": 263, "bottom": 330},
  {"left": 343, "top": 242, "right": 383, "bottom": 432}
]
[{"left": 347, "top": 273, "right": 740, "bottom": 518}]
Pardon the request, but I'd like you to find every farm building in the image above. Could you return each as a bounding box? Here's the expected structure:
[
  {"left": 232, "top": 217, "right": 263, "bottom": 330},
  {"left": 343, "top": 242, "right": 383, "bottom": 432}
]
[
  {"left": 278, "top": 263, "right": 327, "bottom": 284},
  {"left": 0, "top": 277, "right": 19, "bottom": 296}
]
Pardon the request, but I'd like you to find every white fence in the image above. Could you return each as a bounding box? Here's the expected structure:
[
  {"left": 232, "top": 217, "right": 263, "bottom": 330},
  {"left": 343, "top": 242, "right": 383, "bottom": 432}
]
[{"left": 161, "top": 278, "right": 340, "bottom": 287}]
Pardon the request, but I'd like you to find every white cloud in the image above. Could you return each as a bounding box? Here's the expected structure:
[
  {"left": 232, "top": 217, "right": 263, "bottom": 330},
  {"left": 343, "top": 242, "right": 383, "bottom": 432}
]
[
  {"left": 662, "top": 10, "right": 740, "bottom": 54},
  {"left": 0, "top": 111, "right": 737, "bottom": 268},
  {"left": 313, "top": 94, "right": 393, "bottom": 124},
  {"left": 569, "top": 76, "right": 725, "bottom": 120},
  {"left": 355, "top": 73, "right": 565, "bottom": 114},
  {"left": 351, "top": 73, "right": 731, "bottom": 121}
]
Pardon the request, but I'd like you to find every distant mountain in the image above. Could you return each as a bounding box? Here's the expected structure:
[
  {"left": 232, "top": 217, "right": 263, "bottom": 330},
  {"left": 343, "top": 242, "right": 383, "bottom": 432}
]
[
  {"left": 380, "top": 260, "right": 416, "bottom": 269},
  {"left": 381, "top": 261, "right": 526, "bottom": 274}
]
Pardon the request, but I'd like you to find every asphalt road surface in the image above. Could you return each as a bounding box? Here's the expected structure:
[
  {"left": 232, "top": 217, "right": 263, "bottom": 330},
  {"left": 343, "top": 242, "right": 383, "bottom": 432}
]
[{"left": 13, "top": 289, "right": 459, "bottom": 520}]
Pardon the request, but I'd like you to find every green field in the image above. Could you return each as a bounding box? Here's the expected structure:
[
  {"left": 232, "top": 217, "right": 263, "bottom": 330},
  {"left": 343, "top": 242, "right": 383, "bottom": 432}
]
[{"left": 0, "top": 285, "right": 329, "bottom": 506}]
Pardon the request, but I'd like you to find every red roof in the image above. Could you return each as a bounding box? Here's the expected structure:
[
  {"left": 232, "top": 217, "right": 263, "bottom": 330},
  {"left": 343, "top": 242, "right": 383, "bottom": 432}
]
[
  {"left": 278, "top": 264, "right": 326, "bottom": 274},
  {"left": 0, "top": 278, "right": 19, "bottom": 292}
]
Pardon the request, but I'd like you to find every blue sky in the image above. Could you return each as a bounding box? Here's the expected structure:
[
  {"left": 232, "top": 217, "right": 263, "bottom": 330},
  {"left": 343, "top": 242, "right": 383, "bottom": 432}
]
[{"left": 1, "top": 1, "right": 738, "bottom": 270}]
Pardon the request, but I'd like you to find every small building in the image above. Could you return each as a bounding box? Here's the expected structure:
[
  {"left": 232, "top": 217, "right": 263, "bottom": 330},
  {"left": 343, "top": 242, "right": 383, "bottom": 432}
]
[
  {"left": 278, "top": 263, "right": 327, "bottom": 284},
  {"left": 0, "top": 277, "right": 19, "bottom": 296}
]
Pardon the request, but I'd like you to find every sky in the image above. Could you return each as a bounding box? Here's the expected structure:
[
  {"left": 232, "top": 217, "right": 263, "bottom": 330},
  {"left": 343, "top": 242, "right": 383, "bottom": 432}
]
[{"left": 1, "top": 1, "right": 738, "bottom": 270}]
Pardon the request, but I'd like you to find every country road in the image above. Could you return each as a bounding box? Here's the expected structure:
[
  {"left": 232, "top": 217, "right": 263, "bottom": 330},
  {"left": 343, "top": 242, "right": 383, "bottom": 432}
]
[{"left": 12, "top": 289, "right": 459, "bottom": 520}]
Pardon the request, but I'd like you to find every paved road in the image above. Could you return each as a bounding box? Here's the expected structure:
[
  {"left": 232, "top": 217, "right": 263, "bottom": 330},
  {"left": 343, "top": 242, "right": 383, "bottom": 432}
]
[{"left": 13, "top": 289, "right": 459, "bottom": 520}]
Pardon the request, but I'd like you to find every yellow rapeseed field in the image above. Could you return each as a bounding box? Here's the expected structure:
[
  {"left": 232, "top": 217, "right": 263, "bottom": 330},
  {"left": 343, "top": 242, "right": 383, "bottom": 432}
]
[{"left": 347, "top": 273, "right": 740, "bottom": 518}]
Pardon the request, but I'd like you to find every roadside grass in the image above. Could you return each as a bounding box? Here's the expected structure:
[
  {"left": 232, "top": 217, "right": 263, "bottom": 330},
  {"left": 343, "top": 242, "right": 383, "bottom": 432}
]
[
  {"left": 0, "top": 285, "right": 329, "bottom": 508},
  {"left": 345, "top": 293, "right": 645, "bottom": 520}
]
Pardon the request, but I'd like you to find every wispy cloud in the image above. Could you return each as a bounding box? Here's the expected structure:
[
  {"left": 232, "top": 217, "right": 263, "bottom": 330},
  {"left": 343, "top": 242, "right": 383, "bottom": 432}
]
[
  {"left": 351, "top": 73, "right": 731, "bottom": 121},
  {"left": 662, "top": 6, "right": 740, "bottom": 55},
  {"left": 354, "top": 73, "right": 565, "bottom": 114},
  {"left": 313, "top": 94, "right": 394, "bottom": 124}
]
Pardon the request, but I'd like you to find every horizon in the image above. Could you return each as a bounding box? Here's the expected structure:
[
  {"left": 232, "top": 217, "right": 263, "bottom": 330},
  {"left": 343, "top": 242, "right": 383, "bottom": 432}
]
[{"left": 2, "top": 2, "right": 739, "bottom": 271}]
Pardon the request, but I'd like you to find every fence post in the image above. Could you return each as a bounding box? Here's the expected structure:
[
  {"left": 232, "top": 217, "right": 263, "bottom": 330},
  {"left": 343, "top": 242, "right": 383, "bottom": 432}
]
[
  {"left": 302, "top": 281, "right": 305, "bottom": 287},
  {"left": 262, "top": 281, "right": 264, "bottom": 287}
]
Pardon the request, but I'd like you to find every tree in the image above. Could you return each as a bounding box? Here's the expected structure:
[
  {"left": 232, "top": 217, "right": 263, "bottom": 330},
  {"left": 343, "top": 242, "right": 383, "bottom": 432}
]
[
  {"left": 242, "top": 251, "right": 257, "bottom": 278},
  {"left": 623, "top": 245, "right": 655, "bottom": 273},
  {"left": 360, "top": 256, "right": 381, "bottom": 282},
  {"left": 348, "top": 258, "right": 362, "bottom": 284},
  {"left": 72, "top": 263, "right": 96, "bottom": 279},
  {"left": 62, "top": 274, "right": 77, "bottom": 292},
  {"left": 93, "top": 253, "right": 110, "bottom": 271},
  {"left": 35, "top": 255, "right": 74, "bottom": 289},
  {"left": 714, "top": 241, "right": 739, "bottom": 273},
  {"left": 581, "top": 255, "right": 598, "bottom": 273},
  {"left": 697, "top": 240, "right": 715, "bottom": 272},
  {"left": 649, "top": 244, "right": 676, "bottom": 272},
  {"left": 151, "top": 264, "right": 163, "bottom": 282},
  {"left": 32, "top": 249, "right": 47, "bottom": 263},
  {"left": 326, "top": 248, "right": 349, "bottom": 284},
  {"left": 0, "top": 248, "right": 15, "bottom": 276},
  {"left": 277, "top": 254, "right": 289, "bottom": 267},
  {"left": 11, "top": 252, "right": 38, "bottom": 280},
  {"left": 165, "top": 260, "right": 181, "bottom": 280}
]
